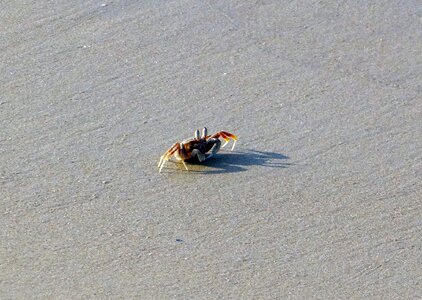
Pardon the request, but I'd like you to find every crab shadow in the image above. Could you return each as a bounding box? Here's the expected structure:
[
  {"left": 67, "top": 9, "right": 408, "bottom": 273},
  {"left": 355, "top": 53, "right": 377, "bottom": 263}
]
[{"left": 188, "top": 149, "right": 291, "bottom": 174}]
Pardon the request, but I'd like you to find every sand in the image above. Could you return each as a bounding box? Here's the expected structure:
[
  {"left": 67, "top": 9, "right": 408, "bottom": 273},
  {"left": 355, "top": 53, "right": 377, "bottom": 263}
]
[{"left": 1, "top": 0, "right": 421, "bottom": 298}]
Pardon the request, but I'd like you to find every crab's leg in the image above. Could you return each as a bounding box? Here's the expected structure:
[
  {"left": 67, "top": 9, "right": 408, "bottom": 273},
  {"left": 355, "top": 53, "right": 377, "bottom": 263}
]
[
  {"left": 159, "top": 144, "right": 189, "bottom": 172},
  {"left": 170, "top": 144, "right": 189, "bottom": 171},
  {"left": 159, "top": 148, "right": 177, "bottom": 172},
  {"left": 221, "top": 131, "right": 238, "bottom": 142},
  {"left": 159, "top": 152, "right": 171, "bottom": 172},
  {"left": 221, "top": 131, "right": 238, "bottom": 150},
  {"left": 219, "top": 132, "right": 231, "bottom": 148},
  {"left": 181, "top": 160, "right": 189, "bottom": 171},
  {"left": 211, "top": 131, "right": 238, "bottom": 151},
  {"left": 220, "top": 132, "right": 230, "bottom": 148},
  {"left": 158, "top": 143, "right": 179, "bottom": 168},
  {"left": 158, "top": 143, "right": 180, "bottom": 171}
]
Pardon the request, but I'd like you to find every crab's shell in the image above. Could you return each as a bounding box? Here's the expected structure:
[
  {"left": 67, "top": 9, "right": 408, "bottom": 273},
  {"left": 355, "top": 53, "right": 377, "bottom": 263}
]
[{"left": 178, "top": 138, "right": 208, "bottom": 161}]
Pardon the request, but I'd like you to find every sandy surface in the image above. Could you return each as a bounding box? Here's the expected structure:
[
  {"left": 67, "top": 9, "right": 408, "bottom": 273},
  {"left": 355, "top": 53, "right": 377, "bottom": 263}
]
[{"left": 1, "top": 0, "right": 421, "bottom": 298}]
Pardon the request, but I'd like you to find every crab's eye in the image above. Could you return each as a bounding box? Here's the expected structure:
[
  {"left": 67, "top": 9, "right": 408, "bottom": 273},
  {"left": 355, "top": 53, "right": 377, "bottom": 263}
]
[
  {"left": 202, "top": 127, "right": 207, "bottom": 138},
  {"left": 194, "top": 129, "right": 200, "bottom": 139}
]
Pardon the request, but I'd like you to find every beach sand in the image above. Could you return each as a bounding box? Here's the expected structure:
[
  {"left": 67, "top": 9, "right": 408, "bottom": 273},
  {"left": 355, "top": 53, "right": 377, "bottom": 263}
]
[{"left": 1, "top": 1, "right": 421, "bottom": 298}]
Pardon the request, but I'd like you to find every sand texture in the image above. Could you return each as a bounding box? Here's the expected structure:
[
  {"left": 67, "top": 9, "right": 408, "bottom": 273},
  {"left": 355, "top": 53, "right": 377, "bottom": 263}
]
[{"left": 1, "top": 0, "right": 421, "bottom": 298}]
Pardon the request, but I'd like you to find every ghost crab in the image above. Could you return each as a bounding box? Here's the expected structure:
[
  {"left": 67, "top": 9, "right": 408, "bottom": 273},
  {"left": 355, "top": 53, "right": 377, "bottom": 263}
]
[{"left": 158, "top": 127, "right": 238, "bottom": 172}]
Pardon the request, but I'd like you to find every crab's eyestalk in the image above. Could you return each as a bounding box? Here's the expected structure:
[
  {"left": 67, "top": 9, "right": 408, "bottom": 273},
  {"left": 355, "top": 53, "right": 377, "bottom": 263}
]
[
  {"left": 194, "top": 129, "right": 200, "bottom": 140},
  {"left": 202, "top": 127, "right": 208, "bottom": 139}
]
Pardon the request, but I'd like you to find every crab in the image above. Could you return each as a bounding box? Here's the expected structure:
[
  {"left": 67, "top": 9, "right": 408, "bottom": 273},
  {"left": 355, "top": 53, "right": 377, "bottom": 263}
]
[{"left": 158, "top": 127, "right": 238, "bottom": 172}]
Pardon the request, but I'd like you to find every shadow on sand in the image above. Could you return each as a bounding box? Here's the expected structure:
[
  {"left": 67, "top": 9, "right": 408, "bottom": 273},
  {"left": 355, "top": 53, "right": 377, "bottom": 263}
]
[{"left": 163, "top": 149, "right": 291, "bottom": 174}]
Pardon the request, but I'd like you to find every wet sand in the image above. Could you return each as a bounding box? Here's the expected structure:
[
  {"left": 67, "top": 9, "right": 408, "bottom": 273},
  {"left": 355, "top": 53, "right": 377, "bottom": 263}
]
[{"left": 1, "top": 1, "right": 421, "bottom": 298}]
